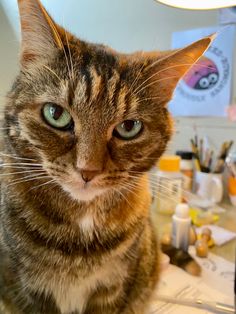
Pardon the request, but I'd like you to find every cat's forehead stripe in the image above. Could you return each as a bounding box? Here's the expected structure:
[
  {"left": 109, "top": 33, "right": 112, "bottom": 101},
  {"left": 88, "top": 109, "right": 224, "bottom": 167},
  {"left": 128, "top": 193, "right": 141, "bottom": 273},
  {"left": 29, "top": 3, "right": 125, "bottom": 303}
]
[
  {"left": 73, "top": 76, "right": 88, "bottom": 107},
  {"left": 89, "top": 67, "right": 102, "bottom": 103}
]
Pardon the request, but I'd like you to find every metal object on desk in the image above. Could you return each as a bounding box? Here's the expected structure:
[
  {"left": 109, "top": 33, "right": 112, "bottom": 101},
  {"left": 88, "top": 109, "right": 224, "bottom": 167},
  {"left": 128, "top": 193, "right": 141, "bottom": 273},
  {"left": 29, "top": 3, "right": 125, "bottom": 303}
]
[
  {"left": 157, "top": 295, "right": 235, "bottom": 314},
  {"left": 234, "top": 248, "right": 236, "bottom": 314}
]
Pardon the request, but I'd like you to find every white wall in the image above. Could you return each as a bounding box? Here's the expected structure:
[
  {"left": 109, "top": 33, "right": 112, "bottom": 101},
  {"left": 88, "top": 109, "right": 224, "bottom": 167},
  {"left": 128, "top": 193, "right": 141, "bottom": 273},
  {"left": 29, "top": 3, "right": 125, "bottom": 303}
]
[
  {"left": 1, "top": 0, "right": 219, "bottom": 52},
  {"left": 0, "top": 3, "right": 18, "bottom": 100},
  {"left": 0, "top": 0, "right": 235, "bottom": 154}
]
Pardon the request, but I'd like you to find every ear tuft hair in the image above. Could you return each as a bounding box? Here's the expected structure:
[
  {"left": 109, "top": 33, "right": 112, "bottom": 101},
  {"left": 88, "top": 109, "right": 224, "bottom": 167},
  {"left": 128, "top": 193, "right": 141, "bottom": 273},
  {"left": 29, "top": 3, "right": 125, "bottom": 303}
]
[{"left": 18, "top": 0, "right": 65, "bottom": 65}]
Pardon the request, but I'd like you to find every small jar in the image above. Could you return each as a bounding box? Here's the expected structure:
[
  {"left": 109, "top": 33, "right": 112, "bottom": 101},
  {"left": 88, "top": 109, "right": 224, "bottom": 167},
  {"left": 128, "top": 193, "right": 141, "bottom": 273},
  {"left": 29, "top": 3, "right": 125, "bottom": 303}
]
[
  {"left": 176, "top": 151, "right": 193, "bottom": 191},
  {"left": 152, "top": 155, "right": 183, "bottom": 215}
]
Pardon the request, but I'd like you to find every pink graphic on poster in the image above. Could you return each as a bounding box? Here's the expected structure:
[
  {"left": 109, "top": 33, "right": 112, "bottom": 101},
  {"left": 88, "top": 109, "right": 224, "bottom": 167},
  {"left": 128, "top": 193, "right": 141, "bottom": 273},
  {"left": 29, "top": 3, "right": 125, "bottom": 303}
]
[{"left": 169, "top": 26, "right": 236, "bottom": 117}]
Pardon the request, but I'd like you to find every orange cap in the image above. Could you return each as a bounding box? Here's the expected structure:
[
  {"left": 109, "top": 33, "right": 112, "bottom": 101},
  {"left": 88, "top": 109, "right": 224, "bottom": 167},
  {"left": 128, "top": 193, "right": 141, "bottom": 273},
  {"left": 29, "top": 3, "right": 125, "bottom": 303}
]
[
  {"left": 228, "top": 176, "right": 236, "bottom": 195},
  {"left": 158, "top": 155, "right": 180, "bottom": 172}
]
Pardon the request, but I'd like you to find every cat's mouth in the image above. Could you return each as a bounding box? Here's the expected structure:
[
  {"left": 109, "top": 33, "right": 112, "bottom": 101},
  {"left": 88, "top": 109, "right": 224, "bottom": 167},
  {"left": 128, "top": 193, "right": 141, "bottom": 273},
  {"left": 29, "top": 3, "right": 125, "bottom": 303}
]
[
  {"left": 57, "top": 169, "right": 108, "bottom": 201},
  {"left": 49, "top": 168, "right": 130, "bottom": 202},
  {"left": 60, "top": 179, "right": 107, "bottom": 202}
]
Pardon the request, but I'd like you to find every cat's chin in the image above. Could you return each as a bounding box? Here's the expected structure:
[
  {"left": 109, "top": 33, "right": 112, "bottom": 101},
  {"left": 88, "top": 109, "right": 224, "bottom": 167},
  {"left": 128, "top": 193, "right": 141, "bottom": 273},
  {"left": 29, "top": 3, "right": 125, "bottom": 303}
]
[{"left": 61, "top": 184, "right": 106, "bottom": 202}]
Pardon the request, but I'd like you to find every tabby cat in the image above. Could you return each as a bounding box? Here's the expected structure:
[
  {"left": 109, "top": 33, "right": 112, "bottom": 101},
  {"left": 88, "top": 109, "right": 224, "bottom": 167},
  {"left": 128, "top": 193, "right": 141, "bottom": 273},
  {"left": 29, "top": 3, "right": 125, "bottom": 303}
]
[{"left": 0, "top": 0, "right": 212, "bottom": 313}]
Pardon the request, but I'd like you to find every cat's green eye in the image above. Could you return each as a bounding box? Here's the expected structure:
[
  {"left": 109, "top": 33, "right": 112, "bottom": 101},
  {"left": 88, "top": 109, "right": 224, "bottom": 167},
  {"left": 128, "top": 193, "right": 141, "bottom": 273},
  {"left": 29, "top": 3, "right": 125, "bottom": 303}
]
[
  {"left": 42, "top": 103, "right": 73, "bottom": 130},
  {"left": 113, "top": 120, "right": 143, "bottom": 140}
]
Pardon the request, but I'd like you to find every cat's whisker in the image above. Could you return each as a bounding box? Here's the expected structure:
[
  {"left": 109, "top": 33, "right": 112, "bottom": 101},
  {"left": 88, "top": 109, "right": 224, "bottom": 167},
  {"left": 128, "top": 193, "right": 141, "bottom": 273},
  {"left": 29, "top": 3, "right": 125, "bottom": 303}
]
[
  {"left": 121, "top": 181, "right": 150, "bottom": 196},
  {"left": 135, "top": 96, "right": 162, "bottom": 104},
  {"left": 44, "top": 13, "right": 73, "bottom": 84},
  {"left": 1, "top": 162, "right": 42, "bottom": 167},
  {"left": 64, "top": 25, "right": 75, "bottom": 85},
  {"left": 132, "top": 65, "right": 176, "bottom": 96},
  {"left": 134, "top": 75, "right": 179, "bottom": 97},
  {"left": 149, "top": 184, "right": 183, "bottom": 198},
  {"left": 115, "top": 184, "right": 146, "bottom": 208},
  {"left": 61, "top": 35, "right": 74, "bottom": 83},
  {"left": 114, "top": 188, "right": 134, "bottom": 209},
  {"left": 128, "top": 54, "right": 146, "bottom": 96},
  {"left": 129, "top": 175, "right": 181, "bottom": 187},
  {"left": 149, "top": 187, "right": 187, "bottom": 203},
  {"left": 1, "top": 166, "right": 43, "bottom": 171},
  {"left": 8, "top": 172, "right": 47, "bottom": 183},
  {"left": 148, "top": 180, "right": 182, "bottom": 191},
  {"left": 133, "top": 62, "right": 212, "bottom": 96},
  {"left": 0, "top": 152, "right": 37, "bottom": 161},
  {"left": 6, "top": 175, "right": 52, "bottom": 188},
  {"left": 0, "top": 169, "right": 46, "bottom": 177},
  {"left": 119, "top": 185, "right": 147, "bottom": 205},
  {"left": 42, "top": 65, "right": 63, "bottom": 83},
  {"left": 29, "top": 178, "right": 57, "bottom": 191},
  {"left": 122, "top": 180, "right": 147, "bottom": 190},
  {"left": 125, "top": 175, "right": 184, "bottom": 196},
  {"left": 120, "top": 183, "right": 144, "bottom": 197}
]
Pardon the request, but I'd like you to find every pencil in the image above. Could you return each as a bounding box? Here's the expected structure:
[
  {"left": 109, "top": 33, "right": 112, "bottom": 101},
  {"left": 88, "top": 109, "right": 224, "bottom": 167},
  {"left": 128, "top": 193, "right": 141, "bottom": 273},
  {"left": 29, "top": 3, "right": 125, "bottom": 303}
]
[
  {"left": 199, "top": 138, "right": 203, "bottom": 164},
  {"left": 234, "top": 248, "right": 236, "bottom": 314},
  {"left": 190, "top": 139, "right": 201, "bottom": 171},
  {"left": 208, "top": 151, "right": 214, "bottom": 171}
]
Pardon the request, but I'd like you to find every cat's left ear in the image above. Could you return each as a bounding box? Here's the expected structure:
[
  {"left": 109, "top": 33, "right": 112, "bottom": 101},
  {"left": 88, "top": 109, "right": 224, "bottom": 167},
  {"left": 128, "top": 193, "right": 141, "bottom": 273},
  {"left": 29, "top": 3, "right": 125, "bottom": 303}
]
[
  {"left": 17, "top": 0, "right": 66, "bottom": 65},
  {"left": 143, "top": 35, "right": 215, "bottom": 103}
]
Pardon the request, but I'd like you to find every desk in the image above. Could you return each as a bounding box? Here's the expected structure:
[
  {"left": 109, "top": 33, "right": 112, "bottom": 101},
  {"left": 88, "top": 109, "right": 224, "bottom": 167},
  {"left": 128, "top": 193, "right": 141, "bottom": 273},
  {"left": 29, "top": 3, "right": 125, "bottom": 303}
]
[{"left": 152, "top": 202, "right": 236, "bottom": 263}]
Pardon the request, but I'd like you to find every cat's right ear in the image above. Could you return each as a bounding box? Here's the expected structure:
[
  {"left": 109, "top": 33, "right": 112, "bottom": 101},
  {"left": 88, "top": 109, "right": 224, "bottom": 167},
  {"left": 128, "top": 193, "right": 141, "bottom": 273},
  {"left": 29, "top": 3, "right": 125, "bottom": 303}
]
[
  {"left": 18, "top": 0, "right": 64, "bottom": 66},
  {"left": 140, "top": 36, "right": 215, "bottom": 103}
]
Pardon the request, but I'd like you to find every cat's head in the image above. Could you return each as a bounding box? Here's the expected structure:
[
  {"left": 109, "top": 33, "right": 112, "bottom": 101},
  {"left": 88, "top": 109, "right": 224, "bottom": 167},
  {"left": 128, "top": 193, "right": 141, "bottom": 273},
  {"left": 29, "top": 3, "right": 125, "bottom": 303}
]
[{"left": 4, "top": 0, "right": 213, "bottom": 202}]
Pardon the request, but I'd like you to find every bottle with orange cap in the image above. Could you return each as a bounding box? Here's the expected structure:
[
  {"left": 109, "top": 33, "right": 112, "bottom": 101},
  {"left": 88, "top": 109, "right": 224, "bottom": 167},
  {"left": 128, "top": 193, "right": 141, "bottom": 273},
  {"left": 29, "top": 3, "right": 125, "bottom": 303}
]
[{"left": 151, "top": 155, "right": 183, "bottom": 215}]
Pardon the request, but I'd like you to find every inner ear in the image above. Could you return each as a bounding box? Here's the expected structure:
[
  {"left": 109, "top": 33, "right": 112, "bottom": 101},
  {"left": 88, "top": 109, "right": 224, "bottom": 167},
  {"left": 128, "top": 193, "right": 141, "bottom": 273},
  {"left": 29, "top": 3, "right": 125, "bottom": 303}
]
[
  {"left": 140, "top": 35, "right": 215, "bottom": 103},
  {"left": 18, "top": 0, "right": 73, "bottom": 65}
]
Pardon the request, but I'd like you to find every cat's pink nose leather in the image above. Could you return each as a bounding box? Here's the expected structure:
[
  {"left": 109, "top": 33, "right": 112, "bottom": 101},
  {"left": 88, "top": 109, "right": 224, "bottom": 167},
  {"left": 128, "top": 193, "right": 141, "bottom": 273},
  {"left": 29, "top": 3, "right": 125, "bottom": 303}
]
[{"left": 80, "top": 170, "right": 101, "bottom": 182}]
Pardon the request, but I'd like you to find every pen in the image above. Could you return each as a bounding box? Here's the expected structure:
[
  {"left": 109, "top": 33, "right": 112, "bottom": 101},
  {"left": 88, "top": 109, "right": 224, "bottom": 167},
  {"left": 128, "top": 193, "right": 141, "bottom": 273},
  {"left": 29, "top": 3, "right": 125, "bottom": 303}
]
[
  {"left": 190, "top": 139, "right": 201, "bottom": 171},
  {"left": 194, "top": 134, "right": 198, "bottom": 148},
  {"left": 234, "top": 247, "right": 236, "bottom": 314},
  {"left": 226, "top": 140, "right": 234, "bottom": 156},
  {"left": 155, "top": 295, "right": 235, "bottom": 314},
  {"left": 199, "top": 138, "right": 203, "bottom": 163},
  {"left": 208, "top": 150, "right": 214, "bottom": 171}
]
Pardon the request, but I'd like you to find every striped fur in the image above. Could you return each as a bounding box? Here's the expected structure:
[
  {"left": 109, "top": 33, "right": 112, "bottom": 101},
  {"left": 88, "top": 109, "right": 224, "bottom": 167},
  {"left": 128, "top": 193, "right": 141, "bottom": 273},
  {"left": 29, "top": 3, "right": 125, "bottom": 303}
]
[{"left": 0, "top": 1, "right": 213, "bottom": 313}]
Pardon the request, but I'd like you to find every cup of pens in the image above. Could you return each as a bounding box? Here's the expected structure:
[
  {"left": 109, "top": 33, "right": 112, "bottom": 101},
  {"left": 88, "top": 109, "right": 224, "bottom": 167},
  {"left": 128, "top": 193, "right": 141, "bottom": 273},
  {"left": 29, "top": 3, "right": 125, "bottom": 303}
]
[
  {"left": 195, "top": 171, "right": 223, "bottom": 203},
  {"left": 191, "top": 137, "right": 234, "bottom": 204}
]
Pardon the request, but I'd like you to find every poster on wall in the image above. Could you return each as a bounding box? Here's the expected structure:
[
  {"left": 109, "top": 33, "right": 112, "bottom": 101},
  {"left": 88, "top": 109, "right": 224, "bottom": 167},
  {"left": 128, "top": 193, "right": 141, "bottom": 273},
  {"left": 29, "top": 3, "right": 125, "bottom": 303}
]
[
  {"left": 168, "top": 25, "right": 236, "bottom": 117},
  {"left": 219, "top": 7, "right": 236, "bottom": 24}
]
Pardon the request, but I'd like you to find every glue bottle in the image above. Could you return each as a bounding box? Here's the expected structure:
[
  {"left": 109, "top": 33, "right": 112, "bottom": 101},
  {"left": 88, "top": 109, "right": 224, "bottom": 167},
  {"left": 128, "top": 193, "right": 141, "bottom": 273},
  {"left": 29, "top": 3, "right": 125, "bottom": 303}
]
[
  {"left": 176, "top": 151, "right": 193, "bottom": 191},
  {"left": 152, "top": 155, "right": 183, "bottom": 215},
  {"left": 172, "top": 202, "right": 191, "bottom": 252}
]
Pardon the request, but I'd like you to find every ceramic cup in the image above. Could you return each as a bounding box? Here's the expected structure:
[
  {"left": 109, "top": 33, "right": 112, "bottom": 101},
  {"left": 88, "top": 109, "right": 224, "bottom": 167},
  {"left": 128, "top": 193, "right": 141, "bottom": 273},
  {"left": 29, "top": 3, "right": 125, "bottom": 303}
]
[{"left": 194, "top": 171, "right": 223, "bottom": 204}]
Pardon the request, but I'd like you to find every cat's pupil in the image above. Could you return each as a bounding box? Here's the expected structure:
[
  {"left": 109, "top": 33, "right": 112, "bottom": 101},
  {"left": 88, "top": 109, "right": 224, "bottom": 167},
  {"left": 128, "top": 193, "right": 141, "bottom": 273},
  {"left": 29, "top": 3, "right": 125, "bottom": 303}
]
[
  {"left": 49, "top": 104, "right": 63, "bottom": 120},
  {"left": 122, "top": 120, "right": 135, "bottom": 132}
]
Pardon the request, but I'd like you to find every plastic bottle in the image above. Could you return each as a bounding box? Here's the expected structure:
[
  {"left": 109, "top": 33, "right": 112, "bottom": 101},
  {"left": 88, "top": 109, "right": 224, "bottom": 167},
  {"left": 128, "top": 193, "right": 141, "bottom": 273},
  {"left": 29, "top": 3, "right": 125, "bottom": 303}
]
[
  {"left": 152, "top": 155, "right": 183, "bottom": 215},
  {"left": 176, "top": 151, "right": 194, "bottom": 191},
  {"left": 172, "top": 203, "right": 191, "bottom": 252}
]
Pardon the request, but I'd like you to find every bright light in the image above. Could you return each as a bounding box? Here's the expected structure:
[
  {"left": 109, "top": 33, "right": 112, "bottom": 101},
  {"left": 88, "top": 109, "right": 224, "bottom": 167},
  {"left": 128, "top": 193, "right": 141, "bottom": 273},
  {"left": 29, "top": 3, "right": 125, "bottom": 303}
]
[{"left": 155, "top": 0, "right": 236, "bottom": 10}]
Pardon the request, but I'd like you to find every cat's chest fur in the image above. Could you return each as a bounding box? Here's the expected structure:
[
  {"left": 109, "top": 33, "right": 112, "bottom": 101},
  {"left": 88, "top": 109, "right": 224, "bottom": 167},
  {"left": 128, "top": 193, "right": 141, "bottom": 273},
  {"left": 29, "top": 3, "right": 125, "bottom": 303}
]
[
  {"left": 50, "top": 262, "right": 123, "bottom": 314},
  {"left": 30, "top": 252, "right": 126, "bottom": 314}
]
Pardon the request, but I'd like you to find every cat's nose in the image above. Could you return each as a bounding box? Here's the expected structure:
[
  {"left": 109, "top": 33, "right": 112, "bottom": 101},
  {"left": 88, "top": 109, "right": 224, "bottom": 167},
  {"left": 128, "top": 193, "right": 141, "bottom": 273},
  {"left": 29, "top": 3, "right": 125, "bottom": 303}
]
[{"left": 80, "top": 169, "right": 101, "bottom": 183}]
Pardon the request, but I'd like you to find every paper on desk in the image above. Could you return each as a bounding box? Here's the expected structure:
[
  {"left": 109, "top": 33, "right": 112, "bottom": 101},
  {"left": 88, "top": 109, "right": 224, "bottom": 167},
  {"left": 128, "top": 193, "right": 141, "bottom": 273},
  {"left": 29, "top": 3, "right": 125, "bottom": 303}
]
[
  {"left": 189, "top": 246, "right": 235, "bottom": 296},
  {"left": 196, "top": 225, "right": 236, "bottom": 246},
  {"left": 149, "top": 251, "right": 234, "bottom": 314}
]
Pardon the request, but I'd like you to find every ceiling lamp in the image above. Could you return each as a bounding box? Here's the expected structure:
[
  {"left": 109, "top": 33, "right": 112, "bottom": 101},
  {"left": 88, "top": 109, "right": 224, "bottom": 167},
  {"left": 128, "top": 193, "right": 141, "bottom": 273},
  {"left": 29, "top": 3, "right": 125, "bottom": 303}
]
[{"left": 155, "top": 0, "right": 236, "bottom": 10}]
